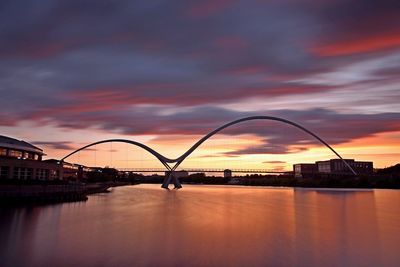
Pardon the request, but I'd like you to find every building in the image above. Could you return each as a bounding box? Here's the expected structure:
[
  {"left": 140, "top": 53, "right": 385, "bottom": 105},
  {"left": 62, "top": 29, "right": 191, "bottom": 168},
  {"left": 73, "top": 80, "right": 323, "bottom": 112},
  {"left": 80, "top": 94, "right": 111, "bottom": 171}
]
[
  {"left": 44, "top": 159, "right": 107, "bottom": 180},
  {"left": 316, "top": 159, "right": 373, "bottom": 175},
  {"left": 164, "top": 170, "right": 189, "bottom": 179},
  {"left": 43, "top": 159, "right": 85, "bottom": 180},
  {"left": 293, "top": 163, "right": 317, "bottom": 178},
  {"left": 352, "top": 161, "right": 374, "bottom": 174},
  {"left": 0, "top": 135, "right": 63, "bottom": 181},
  {"left": 294, "top": 159, "right": 373, "bottom": 177},
  {"left": 224, "top": 169, "right": 232, "bottom": 178}
]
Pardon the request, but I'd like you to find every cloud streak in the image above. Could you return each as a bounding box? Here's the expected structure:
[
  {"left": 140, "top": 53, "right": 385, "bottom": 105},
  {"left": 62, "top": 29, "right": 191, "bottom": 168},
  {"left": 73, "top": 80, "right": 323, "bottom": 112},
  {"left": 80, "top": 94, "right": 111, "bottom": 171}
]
[{"left": 25, "top": 106, "right": 400, "bottom": 155}]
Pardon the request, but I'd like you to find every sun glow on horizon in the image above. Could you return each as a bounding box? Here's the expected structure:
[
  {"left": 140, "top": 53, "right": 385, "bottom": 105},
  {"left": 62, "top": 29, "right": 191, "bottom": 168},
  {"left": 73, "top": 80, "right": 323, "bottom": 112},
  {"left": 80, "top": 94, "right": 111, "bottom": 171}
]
[{"left": 42, "top": 129, "right": 400, "bottom": 171}]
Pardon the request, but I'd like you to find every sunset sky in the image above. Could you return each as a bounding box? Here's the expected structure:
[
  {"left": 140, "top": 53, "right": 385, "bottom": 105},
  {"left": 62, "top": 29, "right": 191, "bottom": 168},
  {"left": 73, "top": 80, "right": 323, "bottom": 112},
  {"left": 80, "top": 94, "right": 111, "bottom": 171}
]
[{"left": 0, "top": 0, "right": 399, "bottom": 170}]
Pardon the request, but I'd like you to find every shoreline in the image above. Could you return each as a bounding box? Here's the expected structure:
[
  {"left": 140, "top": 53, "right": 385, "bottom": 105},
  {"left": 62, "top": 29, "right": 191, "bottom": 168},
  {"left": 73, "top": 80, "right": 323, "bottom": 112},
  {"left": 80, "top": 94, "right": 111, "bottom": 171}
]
[
  {"left": 1, "top": 181, "right": 398, "bottom": 206},
  {"left": 0, "top": 182, "right": 128, "bottom": 205},
  {"left": 132, "top": 182, "right": 400, "bottom": 190}
]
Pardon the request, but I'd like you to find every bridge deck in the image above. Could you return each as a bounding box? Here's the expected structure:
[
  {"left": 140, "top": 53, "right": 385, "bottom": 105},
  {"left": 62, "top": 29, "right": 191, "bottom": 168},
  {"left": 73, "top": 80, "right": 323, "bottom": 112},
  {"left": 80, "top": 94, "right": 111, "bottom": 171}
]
[{"left": 118, "top": 168, "right": 292, "bottom": 174}]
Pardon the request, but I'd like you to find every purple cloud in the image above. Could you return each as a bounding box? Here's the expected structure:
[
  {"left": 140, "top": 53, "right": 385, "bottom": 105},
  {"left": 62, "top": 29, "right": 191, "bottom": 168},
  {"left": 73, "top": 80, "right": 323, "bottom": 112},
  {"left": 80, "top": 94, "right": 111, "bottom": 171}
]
[{"left": 0, "top": 0, "right": 399, "bottom": 158}]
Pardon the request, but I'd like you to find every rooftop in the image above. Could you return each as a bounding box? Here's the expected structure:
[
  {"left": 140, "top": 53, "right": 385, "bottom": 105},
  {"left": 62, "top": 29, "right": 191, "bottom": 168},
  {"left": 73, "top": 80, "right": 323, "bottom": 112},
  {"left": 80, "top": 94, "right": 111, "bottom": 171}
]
[{"left": 0, "top": 135, "right": 44, "bottom": 155}]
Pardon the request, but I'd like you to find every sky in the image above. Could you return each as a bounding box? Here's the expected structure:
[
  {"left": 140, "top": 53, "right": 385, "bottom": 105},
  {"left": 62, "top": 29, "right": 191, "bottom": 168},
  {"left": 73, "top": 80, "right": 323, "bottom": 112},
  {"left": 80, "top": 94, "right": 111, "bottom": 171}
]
[{"left": 0, "top": 0, "right": 399, "bottom": 170}]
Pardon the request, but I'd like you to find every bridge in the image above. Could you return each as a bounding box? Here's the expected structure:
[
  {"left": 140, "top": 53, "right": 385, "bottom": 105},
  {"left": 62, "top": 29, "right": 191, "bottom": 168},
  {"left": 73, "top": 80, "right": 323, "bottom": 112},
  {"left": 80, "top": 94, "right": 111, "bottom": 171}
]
[
  {"left": 61, "top": 115, "right": 358, "bottom": 189},
  {"left": 118, "top": 168, "right": 293, "bottom": 174}
]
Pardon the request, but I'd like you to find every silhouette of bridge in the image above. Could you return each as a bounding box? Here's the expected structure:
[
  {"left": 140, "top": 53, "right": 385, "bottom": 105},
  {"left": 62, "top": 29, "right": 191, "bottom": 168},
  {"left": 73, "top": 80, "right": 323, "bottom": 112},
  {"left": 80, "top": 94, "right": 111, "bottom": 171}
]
[{"left": 61, "top": 116, "right": 357, "bottom": 189}]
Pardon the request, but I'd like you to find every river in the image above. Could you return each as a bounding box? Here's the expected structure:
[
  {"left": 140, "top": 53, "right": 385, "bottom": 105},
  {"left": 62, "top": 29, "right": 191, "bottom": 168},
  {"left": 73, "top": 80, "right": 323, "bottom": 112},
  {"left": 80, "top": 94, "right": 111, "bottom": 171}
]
[{"left": 1, "top": 184, "right": 399, "bottom": 267}]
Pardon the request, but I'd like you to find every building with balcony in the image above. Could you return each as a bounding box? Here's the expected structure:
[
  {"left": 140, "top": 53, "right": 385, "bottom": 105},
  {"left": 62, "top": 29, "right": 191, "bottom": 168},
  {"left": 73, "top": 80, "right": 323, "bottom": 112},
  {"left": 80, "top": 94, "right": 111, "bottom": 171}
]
[{"left": 0, "top": 135, "right": 63, "bottom": 181}]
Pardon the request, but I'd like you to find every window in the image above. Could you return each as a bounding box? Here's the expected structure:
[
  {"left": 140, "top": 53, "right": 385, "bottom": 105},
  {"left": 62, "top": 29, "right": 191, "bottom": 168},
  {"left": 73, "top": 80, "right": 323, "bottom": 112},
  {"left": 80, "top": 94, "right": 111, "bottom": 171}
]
[
  {"left": 36, "top": 169, "right": 50, "bottom": 180},
  {"left": 9, "top": 150, "right": 23, "bottom": 158},
  {"left": 20, "top": 168, "right": 27, "bottom": 179},
  {"left": 12, "top": 167, "right": 33, "bottom": 180},
  {"left": 50, "top": 169, "right": 60, "bottom": 180},
  {"left": 0, "top": 166, "right": 9, "bottom": 179},
  {"left": 13, "top": 167, "right": 23, "bottom": 179},
  {"left": 0, "top": 148, "right": 7, "bottom": 156},
  {"left": 318, "top": 162, "right": 331, "bottom": 173},
  {"left": 13, "top": 167, "right": 20, "bottom": 179},
  {"left": 26, "top": 168, "right": 33, "bottom": 179},
  {"left": 294, "top": 165, "right": 301, "bottom": 173}
]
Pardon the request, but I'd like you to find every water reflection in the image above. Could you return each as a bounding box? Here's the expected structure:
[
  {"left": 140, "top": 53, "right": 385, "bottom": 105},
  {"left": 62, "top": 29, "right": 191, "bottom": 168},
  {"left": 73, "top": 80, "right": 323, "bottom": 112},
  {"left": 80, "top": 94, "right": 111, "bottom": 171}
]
[{"left": 0, "top": 185, "right": 399, "bottom": 267}]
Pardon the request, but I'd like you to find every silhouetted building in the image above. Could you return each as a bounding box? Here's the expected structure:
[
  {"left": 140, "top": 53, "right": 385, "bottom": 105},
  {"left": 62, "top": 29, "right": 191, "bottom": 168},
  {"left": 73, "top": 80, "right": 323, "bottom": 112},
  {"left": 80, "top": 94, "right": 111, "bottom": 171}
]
[
  {"left": 293, "top": 163, "right": 317, "bottom": 178},
  {"left": 165, "top": 170, "right": 189, "bottom": 179},
  {"left": 294, "top": 159, "right": 373, "bottom": 177},
  {"left": 353, "top": 161, "right": 374, "bottom": 174},
  {"left": 44, "top": 159, "right": 101, "bottom": 180},
  {"left": 0, "top": 135, "right": 63, "bottom": 181},
  {"left": 224, "top": 169, "right": 232, "bottom": 178},
  {"left": 316, "top": 159, "right": 373, "bottom": 175},
  {"left": 189, "top": 172, "right": 206, "bottom": 178}
]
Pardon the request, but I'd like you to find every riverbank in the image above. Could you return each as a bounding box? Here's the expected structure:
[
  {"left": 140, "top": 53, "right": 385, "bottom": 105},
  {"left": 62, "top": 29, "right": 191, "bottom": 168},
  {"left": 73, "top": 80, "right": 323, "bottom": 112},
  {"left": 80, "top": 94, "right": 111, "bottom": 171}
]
[
  {"left": 0, "top": 181, "right": 131, "bottom": 205},
  {"left": 0, "top": 184, "right": 87, "bottom": 204},
  {"left": 132, "top": 174, "right": 400, "bottom": 189},
  {"left": 228, "top": 174, "right": 400, "bottom": 189}
]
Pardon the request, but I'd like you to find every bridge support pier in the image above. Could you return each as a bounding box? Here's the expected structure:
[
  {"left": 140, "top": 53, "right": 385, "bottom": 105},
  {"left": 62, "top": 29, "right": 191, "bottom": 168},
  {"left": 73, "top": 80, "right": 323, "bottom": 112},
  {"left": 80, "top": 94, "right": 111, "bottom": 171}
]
[{"left": 161, "top": 171, "right": 182, "bottom": 190}]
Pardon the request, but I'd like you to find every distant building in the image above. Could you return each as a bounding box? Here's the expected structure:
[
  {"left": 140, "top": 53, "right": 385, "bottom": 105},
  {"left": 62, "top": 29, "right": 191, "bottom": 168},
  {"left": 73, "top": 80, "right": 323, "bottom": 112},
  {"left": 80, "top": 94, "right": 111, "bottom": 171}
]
[
  {"left": 352, "top": 161, "right": 374, "bottom": 174},
  {"left": 224, "top": 169, "right": 232, "bottom": 178},
  {"left": 0, "top": 135, "right": 63, "bottom": 181},
  {"left": 165, "top": 170, "right": 189, "bottom": 179},
  {"left": 43, "top": 159, "right": 89, "bottom": 180},
  {"left": 293, "top": 163, "right": 317, "bottom": 178},
  {"left": 293, "top": 159, "right": 373, "bottom": 177},
  {"left": 189, "top": 172, "right": 206, "bottom": 178},
  {"left": 316, "top": 159, "right": 373, "bottom": 175}
]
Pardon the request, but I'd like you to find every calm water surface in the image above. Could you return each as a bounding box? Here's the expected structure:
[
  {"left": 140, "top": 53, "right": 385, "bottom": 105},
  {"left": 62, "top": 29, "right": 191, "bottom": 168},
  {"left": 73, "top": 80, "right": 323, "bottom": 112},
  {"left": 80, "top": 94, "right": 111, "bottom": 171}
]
[{"left": 0, "top": 185, "right": 399, "bottom": 267}]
